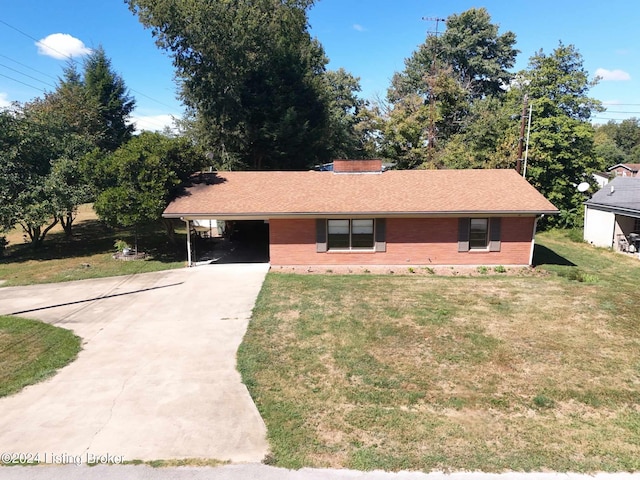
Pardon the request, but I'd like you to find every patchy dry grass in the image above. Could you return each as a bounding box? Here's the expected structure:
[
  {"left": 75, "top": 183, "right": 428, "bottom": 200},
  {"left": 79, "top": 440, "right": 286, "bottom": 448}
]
[
  {"left": 238, "top": 230, "right": 640, "bottom": 472},
  {"left": 0, "top": 315, "right": 81, "bottom": 397}
]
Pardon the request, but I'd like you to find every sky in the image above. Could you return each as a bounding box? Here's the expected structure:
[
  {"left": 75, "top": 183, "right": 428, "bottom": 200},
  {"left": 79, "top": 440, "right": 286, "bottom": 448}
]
[{"left": 0, "top": 0, "right": 638, "bottom": 132}]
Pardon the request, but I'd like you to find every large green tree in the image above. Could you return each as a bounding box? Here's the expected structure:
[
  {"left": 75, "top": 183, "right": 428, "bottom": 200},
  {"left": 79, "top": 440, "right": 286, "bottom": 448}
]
[
  {"left": 386, "top": 8, "right": 518, "bottom": 166},
  {"left": 0, "top": 103, "right": 67, "bottom": 246},
  {"left": 515, "top": 43, "right": 603, "bottom": 228},
  {"left": 83, "top": 47, "right": 136, "bottom": 152},
  {"left": 128, "top": 0, "right": 339, "bottom": 170},
  {"left": 93, "top": 131, "right": 203, "bottom": 243}
]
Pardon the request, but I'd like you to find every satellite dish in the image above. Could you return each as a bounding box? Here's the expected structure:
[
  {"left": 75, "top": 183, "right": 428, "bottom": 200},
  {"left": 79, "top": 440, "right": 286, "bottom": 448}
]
[{"left": 577, "top": 182, "right": 590, "bottom": 192}]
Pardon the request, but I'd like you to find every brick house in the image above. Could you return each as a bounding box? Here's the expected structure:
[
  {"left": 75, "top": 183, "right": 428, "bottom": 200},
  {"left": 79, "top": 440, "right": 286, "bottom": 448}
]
[
  {"left": 163, "top": 160, "right": 558, "bottom": 267},
  {"left": 607, "top": 163, "right": 640, "bottom": 178}
]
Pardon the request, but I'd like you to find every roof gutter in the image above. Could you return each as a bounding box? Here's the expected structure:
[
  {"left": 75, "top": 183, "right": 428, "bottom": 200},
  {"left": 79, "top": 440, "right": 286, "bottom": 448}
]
[{"left": 165, "top": 209, "right": 559, "bottom": 220}]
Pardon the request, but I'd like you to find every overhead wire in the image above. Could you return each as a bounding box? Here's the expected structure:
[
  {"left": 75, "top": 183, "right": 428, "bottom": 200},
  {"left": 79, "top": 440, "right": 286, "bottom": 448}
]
[{"left": 0, "top": 17, "right": 182, "bottom": 117}]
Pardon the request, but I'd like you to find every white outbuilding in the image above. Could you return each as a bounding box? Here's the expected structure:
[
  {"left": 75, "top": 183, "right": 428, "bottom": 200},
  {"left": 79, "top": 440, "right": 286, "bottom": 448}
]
[{"left": 583, "top": 177, "right": 640, "bottom": 252}]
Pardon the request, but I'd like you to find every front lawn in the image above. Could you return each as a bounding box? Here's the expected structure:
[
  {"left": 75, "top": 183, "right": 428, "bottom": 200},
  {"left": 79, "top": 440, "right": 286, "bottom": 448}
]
[
  {"left": 238, "top": 230, "right": 640, "bottom": 472},
  {"left": 0, "top": 316, "right": 82, "bottom": 397}
]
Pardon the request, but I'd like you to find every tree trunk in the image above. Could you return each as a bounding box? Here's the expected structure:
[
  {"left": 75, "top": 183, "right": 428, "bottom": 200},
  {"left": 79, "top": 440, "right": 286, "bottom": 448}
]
[
  {"left": 59, "top": 211, "right": 74, "bottom": 238},
  {"left": 162, "top": 218, "right": 177, "bottom": 246}
]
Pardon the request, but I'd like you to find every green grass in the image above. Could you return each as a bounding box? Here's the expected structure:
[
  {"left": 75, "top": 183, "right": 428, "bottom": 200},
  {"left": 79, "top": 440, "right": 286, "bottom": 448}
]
[
  {"left": 0, "top": 315, "right": 82, "bottom": 397},
  {"left": 0, "top": 214, "right": 187, "bottom": 287},
  {"left": 238, "top": 230, "right": 640, "bottom": 472}
]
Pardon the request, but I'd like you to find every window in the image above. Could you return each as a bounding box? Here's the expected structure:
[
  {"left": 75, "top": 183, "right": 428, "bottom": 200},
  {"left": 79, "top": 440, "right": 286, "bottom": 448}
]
[
  {"left": 634, "top": 217, "right": 640, "bottom": 232},
  {"left": 327, "top": 219, "right": 374, "bottom": 250},
  {"left": 458, "top": 217, "right": 501, "bottom": 253},
  {"left": 469, "top": 218, "right": 489, "bottom": 249}
]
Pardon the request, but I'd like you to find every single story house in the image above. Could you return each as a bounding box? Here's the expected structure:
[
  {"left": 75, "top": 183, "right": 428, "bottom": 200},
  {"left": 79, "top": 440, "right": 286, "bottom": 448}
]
[
  {"left": 163, "top": 160, "right": 558, "bottom": 267},
  {"left": 584, "top": 176, "right": 640, "bottom": 251}
]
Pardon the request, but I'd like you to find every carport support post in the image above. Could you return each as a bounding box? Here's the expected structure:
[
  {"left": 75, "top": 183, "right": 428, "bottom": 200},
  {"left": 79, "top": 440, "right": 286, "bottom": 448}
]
[{"left": 185, "top": 219, "right": 192, "bottom": 267}]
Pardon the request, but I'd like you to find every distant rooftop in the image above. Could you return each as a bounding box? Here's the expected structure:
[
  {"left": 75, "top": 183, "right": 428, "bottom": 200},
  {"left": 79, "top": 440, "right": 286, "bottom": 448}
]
[{"left": 585, "top": 176, "right": 640, "bottom": 215}]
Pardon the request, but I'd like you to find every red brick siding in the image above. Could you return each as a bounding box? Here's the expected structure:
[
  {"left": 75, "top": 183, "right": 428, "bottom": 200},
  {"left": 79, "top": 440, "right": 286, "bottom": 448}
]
[
  {"left": 269, "top": 217, "right": 535, "bottom": 266},
  {"left": 333, "top": 159, "right": 382, "bottom": 173}
]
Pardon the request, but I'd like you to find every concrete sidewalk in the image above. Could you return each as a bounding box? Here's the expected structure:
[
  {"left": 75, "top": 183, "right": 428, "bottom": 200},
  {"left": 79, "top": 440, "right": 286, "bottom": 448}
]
[
  {"left": 0, "top": 264, "right": 270, "bottom": 464},
  {"left": 1, "top": 464, "right": 640, "bottom": 480}
]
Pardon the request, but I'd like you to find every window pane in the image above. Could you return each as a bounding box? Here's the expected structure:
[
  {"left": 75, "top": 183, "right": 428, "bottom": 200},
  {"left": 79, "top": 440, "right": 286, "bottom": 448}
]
[
  {"left": 469, "top": 218, "right": 488, "bottom": 248},
  {"left": 352, "top": 219, "right": 373, "bottom": 234},
  {"left": 328, "top": 219, "right": 349, "bottom": 234},
  {"left": 328, "top": 234, "right": 350, "bottom": 249}
]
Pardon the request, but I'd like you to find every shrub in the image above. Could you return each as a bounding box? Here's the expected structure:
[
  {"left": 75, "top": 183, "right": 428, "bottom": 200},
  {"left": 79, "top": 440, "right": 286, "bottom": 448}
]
[{"left": 494, "top": 265, "right": 507, "bottom": 273}]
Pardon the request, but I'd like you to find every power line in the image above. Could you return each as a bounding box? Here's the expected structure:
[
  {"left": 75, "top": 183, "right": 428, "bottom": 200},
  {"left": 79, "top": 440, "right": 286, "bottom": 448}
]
[
  {"left": 602, "top": 110, "right": 640, "bottom": 114},
  {"left": 0, "top": 53, "right": 59, "bottom": 81},
  {"left": 0, "top": 72, "right": 46, "bottom": 93},
  {"left": 0, "top": 18, "right": 181, "bottom": 113},
  {"left": 0, "top": 18, "right": 80, "bottom": 65},
  {"left": 0, "top": 62, "right": 56, "bottom": 89}
]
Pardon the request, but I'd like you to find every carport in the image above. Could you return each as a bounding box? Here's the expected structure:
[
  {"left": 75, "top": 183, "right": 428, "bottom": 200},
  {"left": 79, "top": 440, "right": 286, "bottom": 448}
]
[{"left": 179, "top": 216, "right": 270, "bottom": 266}]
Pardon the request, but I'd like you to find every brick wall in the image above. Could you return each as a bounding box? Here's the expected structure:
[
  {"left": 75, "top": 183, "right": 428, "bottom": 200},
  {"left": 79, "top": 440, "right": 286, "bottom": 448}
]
[
  {"left": 269, "top": 217, "right": 536, "bottom": 266},
  {"left": 333, "top": 159, "right": 382, "bottom": 173},
  {"left": 610, "top": 166, "right": 639, "bottom": 177}
]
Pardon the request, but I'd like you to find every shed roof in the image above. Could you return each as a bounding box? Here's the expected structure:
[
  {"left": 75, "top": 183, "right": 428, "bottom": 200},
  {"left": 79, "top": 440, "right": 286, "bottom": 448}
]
[
  {"left": 585, "top": 176, "right": 640, "bottom": 216},
  {"left": 163, "top": 168, "right": 558, "bottom": 219}
]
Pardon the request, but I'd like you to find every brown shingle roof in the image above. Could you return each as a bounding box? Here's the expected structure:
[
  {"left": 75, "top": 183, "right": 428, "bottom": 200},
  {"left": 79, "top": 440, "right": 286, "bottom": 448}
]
[{"left": 163, "top": 169, "right": 558, "bottom": 218}]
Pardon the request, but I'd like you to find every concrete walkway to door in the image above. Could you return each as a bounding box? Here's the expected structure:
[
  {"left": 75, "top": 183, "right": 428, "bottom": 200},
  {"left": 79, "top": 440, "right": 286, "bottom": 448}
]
[{"left": 0, "top": 264, "right": 270, "bottom": 464}]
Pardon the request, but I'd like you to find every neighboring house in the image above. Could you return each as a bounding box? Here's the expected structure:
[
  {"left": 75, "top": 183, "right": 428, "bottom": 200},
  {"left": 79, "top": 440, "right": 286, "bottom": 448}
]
[
  {"left": 607, "top": 163, "right": 640, "bottom": 178},
  {"left": 592, "top": 172, "right": 610, "bottom": 189},
  {"left": 584, "top": 176, "right": 640, "bottom": 250},
  {"left": 163, "top": 160, "right": 558, "bottom": 267}
]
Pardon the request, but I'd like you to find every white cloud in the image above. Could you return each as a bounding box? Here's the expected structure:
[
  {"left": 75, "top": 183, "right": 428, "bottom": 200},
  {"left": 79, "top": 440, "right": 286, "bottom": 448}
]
[
  {"left": 0, "top": 92, "right": 11, "bottom": 109},
  {"left": 602, "top": 100, "right": 622, "bottom": 106},
  {"left": 595, "top": 68, "right": 631, "bottom": 81},
  {"left": 36, "top": 33, "right": 92, "bottom": 60},
  {"left": 353, "top": 24, "right": 366, "bottom": 32},
  {"left": 129, "top": 114, "right": 177, "bottom": 133}
]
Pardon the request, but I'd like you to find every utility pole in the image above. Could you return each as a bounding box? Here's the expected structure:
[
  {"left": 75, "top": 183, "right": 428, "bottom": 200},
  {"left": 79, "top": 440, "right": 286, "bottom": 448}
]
[
  {"left": 516, "top": 94, "right": 528, "bottom": 175},
  {"left": 422, "top": 16, "right": 445, "bottom": 163}
]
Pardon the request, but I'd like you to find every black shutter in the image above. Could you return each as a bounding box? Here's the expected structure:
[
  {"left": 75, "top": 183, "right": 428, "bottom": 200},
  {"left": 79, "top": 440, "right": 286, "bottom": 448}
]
[
  {"left": 316, "top": 219, "right": 327, "bottom": 253},
  {"left": 458, "top": 218, "right": 470, "bottom": 252},
  {"left": 489, "top": 217, "right": 502, "bottom": 252},
  {"left": 375, "top": 218, "right": 386, "bottom": 252}
]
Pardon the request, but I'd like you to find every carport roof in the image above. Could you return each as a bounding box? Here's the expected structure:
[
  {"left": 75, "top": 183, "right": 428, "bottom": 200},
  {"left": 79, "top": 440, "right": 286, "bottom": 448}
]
[{"left": 163, "top": 168, "right": 559, "bottom": 219}]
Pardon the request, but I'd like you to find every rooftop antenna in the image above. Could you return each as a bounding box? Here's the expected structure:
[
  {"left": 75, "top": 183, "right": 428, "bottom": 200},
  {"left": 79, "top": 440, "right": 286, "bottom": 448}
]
[{"left": 422, "top": 16, "right": 446, "bottom": 163}]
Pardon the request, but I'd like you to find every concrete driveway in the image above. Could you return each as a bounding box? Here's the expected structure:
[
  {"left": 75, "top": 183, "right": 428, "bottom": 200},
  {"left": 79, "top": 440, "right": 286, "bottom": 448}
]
[{"left": 0, "top": 264, "right": 270, "bottom": 464}]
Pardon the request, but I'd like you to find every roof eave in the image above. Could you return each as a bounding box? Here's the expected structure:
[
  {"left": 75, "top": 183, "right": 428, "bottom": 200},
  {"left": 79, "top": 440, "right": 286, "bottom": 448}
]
[{"left": 163, "top": 209, "right": 559, "bottom": 220}]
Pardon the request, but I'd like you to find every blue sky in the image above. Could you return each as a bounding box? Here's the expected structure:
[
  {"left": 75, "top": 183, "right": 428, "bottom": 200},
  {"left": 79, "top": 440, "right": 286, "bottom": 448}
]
[{"left": 1, "top": 0, "right": 638, "bottom": 131}]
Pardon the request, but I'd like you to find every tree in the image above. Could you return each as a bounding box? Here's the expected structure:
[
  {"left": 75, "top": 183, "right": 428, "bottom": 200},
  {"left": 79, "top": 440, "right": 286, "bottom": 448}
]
[
  {"left": 83, "top": 47, "right": 136, "bottom": 152},
  {"left": 386, "top": 8, "right": 518, "bottom": 166},
  {"left": 322, "top": 68, "right": 368, "bottom": 159},
  {"left": 93, "top": 132, "right": 203, "bottom": 244},
  {"left": 128, "top": 0, "right": 337, "bottom": 170},
  {"left": 515, "top": 43, "right": 604, "bottom": 228},
  {"left": 0, "top": 103, "right": 63, "bottom": 246}
]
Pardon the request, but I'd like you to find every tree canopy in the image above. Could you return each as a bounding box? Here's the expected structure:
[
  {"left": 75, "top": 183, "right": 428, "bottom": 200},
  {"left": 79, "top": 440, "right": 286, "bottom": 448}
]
[
  {"left": 127, "top": 0, "right": 358, "bottom": 170},
  {"left": 93, "top": 131, "right": 203, "bottom": 233}
]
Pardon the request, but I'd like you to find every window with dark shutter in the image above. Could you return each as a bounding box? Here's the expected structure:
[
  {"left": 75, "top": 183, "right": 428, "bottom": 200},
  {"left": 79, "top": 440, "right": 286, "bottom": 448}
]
[{"left": 324, "top": 219, "right": 376, "bottom": 250}]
